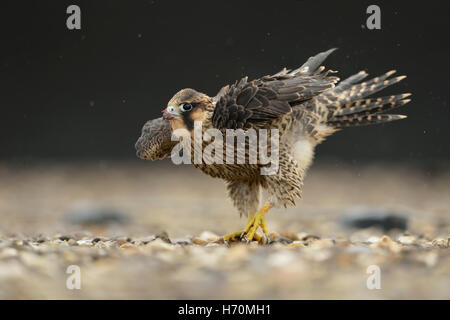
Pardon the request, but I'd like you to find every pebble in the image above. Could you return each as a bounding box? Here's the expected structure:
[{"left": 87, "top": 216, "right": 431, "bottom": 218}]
[
  {"left": 119, "top": 243, "right": 135, "bottom": 249},
  {"left": 147, "top": 238, "right": 175, "bottom": 251},
  {"left": 432, "top": 238, "right": 449, "bottom": 248},
  {"left": 398, "top": 234, "right": 417, "bottom": 245},
  {"left": 133, "top": 236, "right": 155, "bottom": 244},
  {"left": 375, "top": 235, "right": 402, "bottom": 253},
  {"left": 309, "top": 239, "right": 335, "bottom": 250},
  {"left": 192, "top": 237, "right": 208, "bottom": 246},
  {"left": 155, "top": 231, "right": 171, "bottom": 244},
  {"left": 267, "top": 251, "right": 297, "bottom": 267},
  {"left": 341, "top": 206, "right": 409, "bottom": 231},
  {"left": 65, "top": 205, "right": 129, "bottom": 226},
  {"left": 77, "top": 239, "right": 93, "bottom": 246},
  {"left": 286, "top": 241, "right": 306, "bottom": 249},
  {"left": 414, "top": 251, "right": 439, "bottom": 267},
  {"left": 0, "top": 248, "right": 18, "bottom": 259},
  {"left": 198, "top": 231, "right": 220, "bottom": 242}
]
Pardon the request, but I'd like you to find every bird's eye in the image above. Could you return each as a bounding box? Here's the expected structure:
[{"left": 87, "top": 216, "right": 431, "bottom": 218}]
[{"left": 179, "top": 103, "right": 193, "bottom": 112}]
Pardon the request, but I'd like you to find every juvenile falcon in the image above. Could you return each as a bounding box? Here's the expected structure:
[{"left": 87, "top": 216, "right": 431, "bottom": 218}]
[{"left": 135, "top": 49, "right": 411, "bottom": 245}]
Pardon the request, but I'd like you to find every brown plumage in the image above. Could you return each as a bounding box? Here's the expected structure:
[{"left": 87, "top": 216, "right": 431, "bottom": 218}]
[{"left": 135, "top": 48, "right": 411, "bottom": 244}]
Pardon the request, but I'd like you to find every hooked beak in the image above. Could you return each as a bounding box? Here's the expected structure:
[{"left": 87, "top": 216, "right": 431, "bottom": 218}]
[{"left": 162, "top": 106, "right": 178, "bottom": 120}]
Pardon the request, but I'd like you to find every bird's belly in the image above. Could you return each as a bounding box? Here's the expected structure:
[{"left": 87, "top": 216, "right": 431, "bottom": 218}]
[{"left": 292, "top": 138, "right": 315, "bottom": 172}]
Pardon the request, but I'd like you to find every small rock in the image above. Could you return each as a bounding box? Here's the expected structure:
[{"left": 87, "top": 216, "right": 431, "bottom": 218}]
[
  {"left": 281, "top": 230, "right": 300, "bottom": 241},
  {"left": 303, "top": 248, "right": 332, "bottom": 262},
  {"left": 398, "top": 234, "right": 417, "bottom": 245},
  {"left": 206, "top": 242, "right": 220, "bottom": 247},
  {"left": 73, "top": 231, "right": 94, "bottom": 239},
  {"left": 226, "top": 245, "right": 249, "bottom": 262},
  {"left": 375, "top": 235, "right": 402, "bottom": 253},
  {"left": 268, "top": 232, "right": 279, "bottom": 241},
  {"left": 198, "top": 231, "right": 220, "bottom": 242},
  {"left": 366, "top": 236, "right": 381, "bottom": 244},
  {"left": 174, "top": 238, "right": 192, "bottom": 245},
  {"left": 147, "top": 238, "right": 174, "bottom": 251},
  {"left": 119, "top": 243, "right": 135, "bottom": 249},
  {"left": 115, "top": 239, "right": 127, "bottom": 246},
  {"left": 341, "top": 206, "right": 408, "bottom": 231},
  {"left": 133, "top": 236, "right": 155, "bottom": 244},
  {"left": 269, "top": 232, "right": 293, "bottom": 244},
  {"left": 310, "top": 239, "right": 335, "bottom": 249},
  {"left": 95, "top": 240, "right": 118, "bottom": 248},
  {"left": 286, "top": 241, "right": 306, "bottom": 249},
  {"left": 59, "top": 235, "right": 72, "bottom": 241},
  {"left": 155, "top": 231, "right": 171, "bottom": 244},
  {"left": 0, "top": 248, "right": 18, "bottom": 259},
  {"left": 77, "top": 239, "right": 93, "bottom": 246},
  {"left": 432, "top": 238, "right": 449, "bottom": 248},
  {"left": 110, "top": 236, "right": 129, "bottom": 246},
  {"left": 192, "top": 237, "right": 207, "bottom": 246},
  {"left": 301, "top": 234, "right": 321, "bottom": 242},
  {"left": 414, "top": 251, "right": 439, "bottom": 267},
  {"left": 268, "top": 251, "right": 297, "bottom": 267},
  {"left": 65, "top": 204, "right": 129, "bottom": 226}
]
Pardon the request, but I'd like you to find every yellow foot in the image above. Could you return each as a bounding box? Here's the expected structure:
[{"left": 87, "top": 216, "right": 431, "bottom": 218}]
[
  {"left": 223, "top": 231, "right": 242, "bottom": 244},
  {"left": 222, "top": 230, "right": 268, "bottom": 247},
  {"left": 222, "top": 203, "right": 272, "bottom": 247}
]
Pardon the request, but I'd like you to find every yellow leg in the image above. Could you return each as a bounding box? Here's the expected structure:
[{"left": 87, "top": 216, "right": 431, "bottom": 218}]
[{"left": 242, "top": 203, "right": 271, "bottom": 242}]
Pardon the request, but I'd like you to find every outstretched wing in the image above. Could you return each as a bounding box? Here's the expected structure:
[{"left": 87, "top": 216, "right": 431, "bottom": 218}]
[
  {"left": 135, "top": 117, "right": 176, "bottom": 160},
  {"left": 212, "top": 48, "right": 340, "bottom": 130}
]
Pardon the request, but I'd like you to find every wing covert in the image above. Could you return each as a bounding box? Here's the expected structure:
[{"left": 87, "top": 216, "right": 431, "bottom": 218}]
[{"left": 212, "top": 49, "right": 339, "bottom": 130}]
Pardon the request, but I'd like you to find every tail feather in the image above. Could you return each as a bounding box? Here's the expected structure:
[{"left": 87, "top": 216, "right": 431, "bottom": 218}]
[
  {"left": 337, "top": 72, "right": 406, "bottom": 106},
  {"left": 292, "top": 48, "right": 338, "bottom": 76},
  {"left": 332, "top": 71, "right": 368, "bottom": 94},
  {"left": 329, "top": 94, "right": 411, "bottom": 119},
  {"left": 272, "top": 48, "right": 339, "bottom": 78},
  {"left": 289, "top": 50, "right": 411, "bottom": 130},
  {"left": 325, "top": 70, "right": 404, "bottom": 107},
  {"left": 331, "top": 114, "right": 407, "bottom": 128},
  {"left": 319, "top": 70, "right": 410, "bottom": 128}
]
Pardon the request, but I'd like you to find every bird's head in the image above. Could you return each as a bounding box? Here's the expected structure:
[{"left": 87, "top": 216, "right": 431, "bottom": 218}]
[{"left": 162, "top": 88, "right": 213, "bottom": 131}]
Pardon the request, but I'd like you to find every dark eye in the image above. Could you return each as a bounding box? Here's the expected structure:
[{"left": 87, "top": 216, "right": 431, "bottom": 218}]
[{"left": 179, "top": 103, "right": 192, "bottom": 112}]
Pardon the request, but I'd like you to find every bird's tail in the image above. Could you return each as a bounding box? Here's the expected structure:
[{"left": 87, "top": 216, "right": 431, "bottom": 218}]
[{"left": 316, "top": 70, "right": 411, "bottom": 128}]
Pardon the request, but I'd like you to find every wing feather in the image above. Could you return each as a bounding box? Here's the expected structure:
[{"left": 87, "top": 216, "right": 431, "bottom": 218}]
[{"left": 212, "top": 49, "right": 339, "bottom": 129}]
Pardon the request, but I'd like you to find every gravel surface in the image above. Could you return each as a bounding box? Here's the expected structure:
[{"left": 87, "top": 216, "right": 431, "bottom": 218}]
[{"left": 0, "top": 162, "right": 449, "bottom": 299}]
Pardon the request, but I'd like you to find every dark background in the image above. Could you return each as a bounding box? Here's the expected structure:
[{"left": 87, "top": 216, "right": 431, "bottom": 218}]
[{"left": 1, "top": 0, "right": 449, "bottom": 166}]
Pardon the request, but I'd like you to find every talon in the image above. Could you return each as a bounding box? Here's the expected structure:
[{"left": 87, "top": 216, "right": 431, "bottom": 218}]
[{"left": 224, "top": 239, "right": 230, "bottom": 248}]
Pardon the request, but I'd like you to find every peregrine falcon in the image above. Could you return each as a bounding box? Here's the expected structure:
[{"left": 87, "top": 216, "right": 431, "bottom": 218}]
[{"left": 135, "top": 49, "right": 411, "bottom": 245}]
